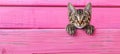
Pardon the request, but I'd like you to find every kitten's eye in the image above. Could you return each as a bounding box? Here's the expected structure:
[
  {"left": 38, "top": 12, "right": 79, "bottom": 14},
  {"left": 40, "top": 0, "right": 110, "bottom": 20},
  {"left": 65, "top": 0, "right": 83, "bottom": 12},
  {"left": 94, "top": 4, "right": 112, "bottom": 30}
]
[
  {"left": 83, "top": 16, "right": 86, "bottom": 18},
  {"left": 74, "top": 16, "right": 78, "bottom": 20},
  {"left": 75, "top": 16, "right": 77, "bottom": 18},
  {"left": 81, "top": 16, "right": 85, "bottom": 20}
]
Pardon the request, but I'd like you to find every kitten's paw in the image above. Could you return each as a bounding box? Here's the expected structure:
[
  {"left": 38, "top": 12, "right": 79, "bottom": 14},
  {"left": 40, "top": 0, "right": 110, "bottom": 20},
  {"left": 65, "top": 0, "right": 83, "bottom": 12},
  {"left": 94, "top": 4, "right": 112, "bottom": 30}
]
[
  {"left": 85, "top": 25, "right": 94, "bottom": 35},
  {"left": 66, "top": 24, "right": 76, "bottom": 35}
]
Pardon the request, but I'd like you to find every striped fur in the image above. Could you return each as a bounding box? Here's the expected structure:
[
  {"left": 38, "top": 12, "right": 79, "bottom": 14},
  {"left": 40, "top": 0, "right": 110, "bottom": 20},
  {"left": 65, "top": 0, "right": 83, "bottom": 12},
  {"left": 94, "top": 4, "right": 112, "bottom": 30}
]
[{"left": 66, "top": 2, "right": 94, "bottom": 35}]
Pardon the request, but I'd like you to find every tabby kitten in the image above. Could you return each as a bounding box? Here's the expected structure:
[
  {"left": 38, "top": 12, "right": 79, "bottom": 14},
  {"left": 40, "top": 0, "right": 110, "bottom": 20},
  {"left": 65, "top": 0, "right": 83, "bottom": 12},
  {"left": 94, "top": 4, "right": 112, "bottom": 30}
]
[{"left": 66, "top": 2, "right": 94, "bottom": 35}]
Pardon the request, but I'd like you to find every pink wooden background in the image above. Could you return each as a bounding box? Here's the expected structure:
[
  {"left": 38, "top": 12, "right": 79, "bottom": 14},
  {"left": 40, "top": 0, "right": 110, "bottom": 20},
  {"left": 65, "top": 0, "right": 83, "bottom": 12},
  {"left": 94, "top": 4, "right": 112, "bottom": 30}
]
[{"left": 0, "top": 0, "right": 120, "bottom": 54}]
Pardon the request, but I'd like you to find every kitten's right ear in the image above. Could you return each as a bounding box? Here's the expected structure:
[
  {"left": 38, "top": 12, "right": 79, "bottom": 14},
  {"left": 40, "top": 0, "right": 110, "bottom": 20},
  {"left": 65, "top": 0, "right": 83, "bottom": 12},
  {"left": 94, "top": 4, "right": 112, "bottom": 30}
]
[
  {"left": 68, "top": 2, "right": 76, "bottom": 14},
  {"left": 84, "top": 2, "right": 92, "bottom": 13}
]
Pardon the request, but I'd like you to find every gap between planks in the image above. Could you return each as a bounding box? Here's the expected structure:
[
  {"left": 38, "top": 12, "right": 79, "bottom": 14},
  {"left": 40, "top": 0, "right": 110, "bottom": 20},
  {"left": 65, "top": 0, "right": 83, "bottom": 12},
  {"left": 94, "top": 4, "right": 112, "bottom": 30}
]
[
  {"left": 1, "top": 5, "right": 120, "bottom": 8},
  {"left": 0, "top": 0, "right": 120, "bottom": 6}
]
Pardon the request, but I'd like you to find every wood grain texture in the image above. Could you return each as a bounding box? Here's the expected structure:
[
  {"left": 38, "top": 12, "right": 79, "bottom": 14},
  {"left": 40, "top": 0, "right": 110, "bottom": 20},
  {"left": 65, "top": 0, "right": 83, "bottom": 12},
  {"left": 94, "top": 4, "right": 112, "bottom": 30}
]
[
  {"left": 0, "top": 7, "right": 35, "bottom": 28},
  {"left": 0, "top": 7, "right": 120, "bottom": 29},
  {"left": 0, "top": 0, "right": 120, "bottom": 6},
  {"left": 0, "top": 29, "right": 120, "bottom": 54},
  {"left": 0, "top": 0, "right": 120, "bottom": 54}
]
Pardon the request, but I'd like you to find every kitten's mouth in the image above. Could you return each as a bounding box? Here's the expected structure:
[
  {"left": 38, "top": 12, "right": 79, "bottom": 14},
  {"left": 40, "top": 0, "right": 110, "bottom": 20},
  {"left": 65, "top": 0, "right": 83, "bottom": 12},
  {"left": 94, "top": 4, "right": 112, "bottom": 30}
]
[{"left": 74, "top": 23, "right": 86, "bottom": 28}]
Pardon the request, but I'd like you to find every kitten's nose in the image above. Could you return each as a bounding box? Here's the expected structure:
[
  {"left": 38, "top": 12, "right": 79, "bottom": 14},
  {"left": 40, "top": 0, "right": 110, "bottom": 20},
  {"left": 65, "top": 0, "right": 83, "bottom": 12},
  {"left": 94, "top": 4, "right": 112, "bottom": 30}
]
[{"left": 79, "top": 21, "right": 82, "bottom": 24}]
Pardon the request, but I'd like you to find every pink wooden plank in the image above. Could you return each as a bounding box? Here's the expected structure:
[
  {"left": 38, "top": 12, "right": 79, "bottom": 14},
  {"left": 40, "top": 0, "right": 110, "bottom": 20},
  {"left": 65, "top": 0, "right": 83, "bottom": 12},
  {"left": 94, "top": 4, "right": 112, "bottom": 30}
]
[
  {"left": 34, "top": 7, "right": 120, "bottom": 29},
  {"left": 0, "top": 7, "right": 35, "bottom": 28},
  {"left": 0, "top": 29, "right": 120, "bottom": 54},
  {"left": 0, "top": 0, "right": 120, "bottom": 6},
  {"left": 1, "top": 7, "right": 118, "bottom": 29}
]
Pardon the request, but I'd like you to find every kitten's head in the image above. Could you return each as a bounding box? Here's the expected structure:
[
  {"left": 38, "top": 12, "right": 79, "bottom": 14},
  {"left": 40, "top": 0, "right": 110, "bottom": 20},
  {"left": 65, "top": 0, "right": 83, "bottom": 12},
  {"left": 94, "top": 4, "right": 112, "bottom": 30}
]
[{"left": 68, "top": 2, "right": 92, "bottom": 28}]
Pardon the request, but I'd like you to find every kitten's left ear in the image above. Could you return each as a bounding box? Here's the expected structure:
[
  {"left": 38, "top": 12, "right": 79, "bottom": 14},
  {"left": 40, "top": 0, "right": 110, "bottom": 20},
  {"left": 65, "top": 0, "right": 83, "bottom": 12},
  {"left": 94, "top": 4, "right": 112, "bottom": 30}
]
[{"left": 84, "top": 2, "right": 92, "bottom": 13}]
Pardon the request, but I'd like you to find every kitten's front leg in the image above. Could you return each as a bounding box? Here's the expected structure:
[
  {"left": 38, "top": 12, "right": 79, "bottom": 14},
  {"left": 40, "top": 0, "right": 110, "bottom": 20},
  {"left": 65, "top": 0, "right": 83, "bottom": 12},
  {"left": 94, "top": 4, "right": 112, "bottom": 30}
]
[
  {"left": 84, "top": 25, "right": 94, "bottom": 35},
  {"left": 66, "top": 24, "right": 76, "bottom": 35}
]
